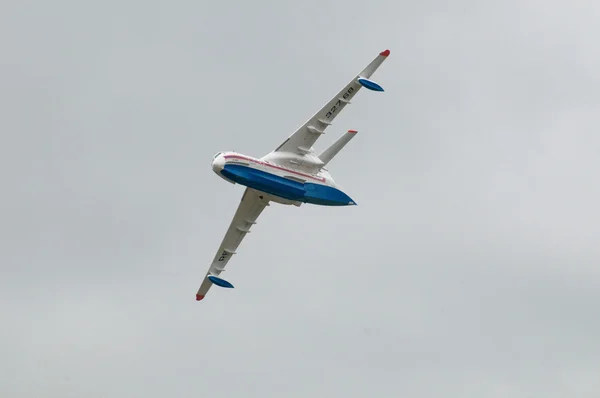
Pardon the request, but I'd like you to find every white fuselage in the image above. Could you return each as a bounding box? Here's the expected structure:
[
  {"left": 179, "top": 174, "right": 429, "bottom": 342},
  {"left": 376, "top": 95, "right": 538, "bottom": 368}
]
[{"left": 211, "top": 152, "right": 356, "bottom": 206}]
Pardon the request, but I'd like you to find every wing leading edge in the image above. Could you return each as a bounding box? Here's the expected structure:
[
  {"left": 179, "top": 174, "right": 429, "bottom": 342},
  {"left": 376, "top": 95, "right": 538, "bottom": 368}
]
[
  {"left": 196, "top": 188, "right": 269, "bottom": 301},
  {"left": 272, "top": 49, "right": 390, "bottom": 156}
]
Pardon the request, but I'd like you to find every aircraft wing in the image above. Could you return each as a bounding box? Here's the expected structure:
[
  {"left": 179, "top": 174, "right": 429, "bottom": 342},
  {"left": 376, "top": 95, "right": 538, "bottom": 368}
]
[
  {"left": 272, "top": 49, "right": 390, "bottom": 156},
  {"left": 196, "top": 188, "right": 269, "bottom": 301}
]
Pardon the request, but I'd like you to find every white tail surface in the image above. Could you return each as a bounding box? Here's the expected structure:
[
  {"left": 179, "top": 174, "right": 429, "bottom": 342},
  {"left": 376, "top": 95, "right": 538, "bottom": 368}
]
[{"left": 318, "top": 130, "right": 358, "bottom": 166}]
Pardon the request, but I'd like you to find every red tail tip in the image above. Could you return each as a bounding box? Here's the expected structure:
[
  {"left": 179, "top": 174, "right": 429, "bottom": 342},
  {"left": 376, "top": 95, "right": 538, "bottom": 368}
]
[
  {"left": 380, "top": 49, "right": 390, "bottom": 57},
  {"left": 348, "top": 129, "right": 358, "bottom": 134},
  {"left": 196, "top": 294, "right": 205, "bottom": 301}
]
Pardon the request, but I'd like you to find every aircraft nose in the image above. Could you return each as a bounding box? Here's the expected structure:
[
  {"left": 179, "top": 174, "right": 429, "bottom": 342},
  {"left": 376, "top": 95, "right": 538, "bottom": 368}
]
[{"left": 212, "top": 154, "right": 225, "bottom": 174}]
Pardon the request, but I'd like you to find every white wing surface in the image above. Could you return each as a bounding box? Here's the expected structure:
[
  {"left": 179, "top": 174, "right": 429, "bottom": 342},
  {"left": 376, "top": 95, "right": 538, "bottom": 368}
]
[
  {"left": 272, "top": 49, "right": 390, "bottom": 156},
  {"left": 196, "top": 188, "right": 269, "bottom": 301}
]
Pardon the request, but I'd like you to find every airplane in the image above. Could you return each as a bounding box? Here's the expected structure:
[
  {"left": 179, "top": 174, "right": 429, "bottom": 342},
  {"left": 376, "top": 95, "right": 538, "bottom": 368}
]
[{"left": 196, "top": 49, "right": 391, "bottom": 301}]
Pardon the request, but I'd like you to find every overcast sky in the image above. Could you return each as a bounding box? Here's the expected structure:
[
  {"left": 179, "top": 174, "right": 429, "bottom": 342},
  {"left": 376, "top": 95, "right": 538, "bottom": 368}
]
[{"left": 1, "top": 0, "right": 599, "bottom": 397}]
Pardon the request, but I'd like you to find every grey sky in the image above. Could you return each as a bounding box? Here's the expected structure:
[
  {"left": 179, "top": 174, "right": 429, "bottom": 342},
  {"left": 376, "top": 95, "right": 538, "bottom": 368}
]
[{"left": 1, "top": 0, "right": 599, "bottom": 396}]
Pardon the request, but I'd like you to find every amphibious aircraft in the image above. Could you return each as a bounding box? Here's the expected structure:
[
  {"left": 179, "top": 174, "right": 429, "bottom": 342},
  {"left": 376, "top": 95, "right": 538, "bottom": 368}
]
[{"left": 196, "top": 49, "right": 390, "bottom": 301}]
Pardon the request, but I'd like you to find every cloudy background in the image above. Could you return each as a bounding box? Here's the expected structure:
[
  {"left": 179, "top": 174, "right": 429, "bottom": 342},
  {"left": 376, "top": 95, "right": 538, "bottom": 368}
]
[{"left": 1, "top": 0, "right": 599, "bottom": 396}]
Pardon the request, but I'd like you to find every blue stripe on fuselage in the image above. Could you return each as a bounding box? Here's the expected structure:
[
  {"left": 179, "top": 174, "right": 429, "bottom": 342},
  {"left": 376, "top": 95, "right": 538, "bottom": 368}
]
[
  {"left": 220, "top": 164, "right": 355, "bottom": 206},
  {"left": 221, "top": 164, "right": 305, "bottom": 200},
  {"left": 303, "top": 182, "right": 356, "bottom": 206}
]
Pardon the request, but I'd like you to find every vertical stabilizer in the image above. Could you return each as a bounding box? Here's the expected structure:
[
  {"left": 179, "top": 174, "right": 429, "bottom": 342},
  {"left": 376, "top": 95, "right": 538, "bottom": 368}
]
[{"left": 318, "top": 130, "right": 358, "bottom": 166}]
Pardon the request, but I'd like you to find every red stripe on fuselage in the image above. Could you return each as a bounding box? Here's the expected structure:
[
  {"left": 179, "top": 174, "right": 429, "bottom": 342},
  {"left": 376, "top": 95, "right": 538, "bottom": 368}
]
[{"left": 223, "top": 155, "right": 326, "bottom": 182}]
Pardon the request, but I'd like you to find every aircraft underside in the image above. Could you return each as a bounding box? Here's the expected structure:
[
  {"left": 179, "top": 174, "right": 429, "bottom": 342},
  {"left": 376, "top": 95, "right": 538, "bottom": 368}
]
[{"left": 220, "top": 164, "right": 356, "bottom": 206}]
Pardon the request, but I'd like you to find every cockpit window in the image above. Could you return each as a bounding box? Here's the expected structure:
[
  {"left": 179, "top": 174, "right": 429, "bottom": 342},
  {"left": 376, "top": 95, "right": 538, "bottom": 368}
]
[{"left": 213, "top": 152, "right": 223, "bottom": 160}]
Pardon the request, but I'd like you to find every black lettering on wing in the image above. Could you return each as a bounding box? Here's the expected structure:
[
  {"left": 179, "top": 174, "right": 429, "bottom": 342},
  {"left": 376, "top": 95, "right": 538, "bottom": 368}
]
[{"left": 218, "top": 250, "right": 229, "bottom": 261}]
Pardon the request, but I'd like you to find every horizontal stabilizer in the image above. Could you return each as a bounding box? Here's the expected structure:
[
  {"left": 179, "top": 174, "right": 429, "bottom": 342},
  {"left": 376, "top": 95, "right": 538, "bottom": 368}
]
[
  {"left": 318, "top": 130, "right": 358, "bottom": 166},
  {"left": 208, "top": 275, "right": 235, "bottom": 288}
]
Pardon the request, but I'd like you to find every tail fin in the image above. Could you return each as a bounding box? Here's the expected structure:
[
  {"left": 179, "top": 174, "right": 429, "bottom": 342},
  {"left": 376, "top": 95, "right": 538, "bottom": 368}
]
[{"left": 318, "top": 130, "right": 358, "bottom": 166}]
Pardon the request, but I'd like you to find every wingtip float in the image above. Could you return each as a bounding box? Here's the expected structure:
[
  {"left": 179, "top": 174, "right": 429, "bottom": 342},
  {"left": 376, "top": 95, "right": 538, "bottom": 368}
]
[
  {"left": 357, "top": 77, "right": 385, "bottom": 92},
  {"left": 207, "top": 275, "right": 235, "bottom": 288}
]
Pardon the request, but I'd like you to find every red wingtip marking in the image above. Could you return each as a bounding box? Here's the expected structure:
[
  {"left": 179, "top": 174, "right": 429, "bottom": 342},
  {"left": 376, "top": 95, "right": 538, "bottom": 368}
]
[
  {"left": 380, "top": 49, "right": 390, "bottom": 57},
  {"left": 196, "top": 294, "right": 205, "bottom": 301},
  {"left": 347, "top": 129, "right": 358, "bottom": 134}
]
